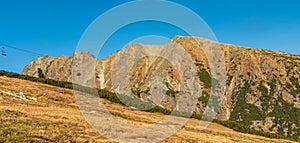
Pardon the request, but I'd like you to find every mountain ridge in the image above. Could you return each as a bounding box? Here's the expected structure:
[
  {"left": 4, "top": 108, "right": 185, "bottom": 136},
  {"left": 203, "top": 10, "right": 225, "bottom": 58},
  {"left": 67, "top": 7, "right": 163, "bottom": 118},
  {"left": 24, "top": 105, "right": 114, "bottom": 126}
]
[{"left": 22, "top": 36, "right": 300, "bottom": 139}]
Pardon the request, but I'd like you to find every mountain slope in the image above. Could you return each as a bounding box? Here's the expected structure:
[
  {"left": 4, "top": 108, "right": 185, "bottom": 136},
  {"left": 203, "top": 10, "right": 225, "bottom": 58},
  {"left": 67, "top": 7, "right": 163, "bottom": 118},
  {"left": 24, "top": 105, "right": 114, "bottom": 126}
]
[
  {"left": 0, "top": 76, "right": 297, "bottom": 143},
  {"left": 22, "top": 36, "right": 300, "bottom": 139}
]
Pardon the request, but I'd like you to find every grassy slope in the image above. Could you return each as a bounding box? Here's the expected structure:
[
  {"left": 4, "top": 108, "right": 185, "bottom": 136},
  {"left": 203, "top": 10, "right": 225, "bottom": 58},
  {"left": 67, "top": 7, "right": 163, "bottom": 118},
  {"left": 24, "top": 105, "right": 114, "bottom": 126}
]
[{"left": 0, "top": 75, "right": 298, "bottom": 142}]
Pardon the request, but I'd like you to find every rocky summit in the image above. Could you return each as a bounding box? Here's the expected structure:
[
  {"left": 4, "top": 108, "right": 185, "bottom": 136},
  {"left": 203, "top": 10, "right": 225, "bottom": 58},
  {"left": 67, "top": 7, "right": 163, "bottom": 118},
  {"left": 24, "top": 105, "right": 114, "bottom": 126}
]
[{"left": 22, "top": 36, "right": 300, "bottom": 139}]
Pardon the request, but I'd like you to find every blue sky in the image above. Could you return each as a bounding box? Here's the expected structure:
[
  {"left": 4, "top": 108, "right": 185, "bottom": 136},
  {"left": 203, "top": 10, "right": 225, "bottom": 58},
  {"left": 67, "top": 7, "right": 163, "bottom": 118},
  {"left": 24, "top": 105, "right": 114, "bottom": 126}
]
[{"left": 0, "top": 0, "right": 299, "bottom": 73}]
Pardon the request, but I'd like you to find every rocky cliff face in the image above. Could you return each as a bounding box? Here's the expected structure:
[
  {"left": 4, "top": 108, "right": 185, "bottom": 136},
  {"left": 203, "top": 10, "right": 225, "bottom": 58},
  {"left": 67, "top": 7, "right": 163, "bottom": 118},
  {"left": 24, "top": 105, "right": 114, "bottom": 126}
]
[{"left": 22, "top": 36, "right": 300, "bottom": 139}]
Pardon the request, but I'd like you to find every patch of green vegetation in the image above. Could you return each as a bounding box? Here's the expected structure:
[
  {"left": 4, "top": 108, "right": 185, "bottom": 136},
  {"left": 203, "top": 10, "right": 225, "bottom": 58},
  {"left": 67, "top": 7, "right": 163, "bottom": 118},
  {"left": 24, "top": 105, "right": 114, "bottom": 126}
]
[
  {"left": 258, "top": 81, "right": 268, "bottom": 96},
  {"left": 143, "top": 89, "right": 150, "bottom": 94},
  {"left": 166, "top": 89, "right": 176, "bottom": 97},
  {"left": 198, "top": 90, "right": 209, "bottom": 106},
  {"left": 37, "top": 68, "right": 45, "bottom": 78},
  {"left": 197, "top": 69, "right": 211, "bottom": 88},
  {"left": 289, "top": 76, "right": 300, "bottom": 97},
  {"left": 227, "top": 75, "right": 233, "bottom": 86},
  {"left": 269, "top": 96, "right": 300, "bottom": 138},
  {"left": 247, "top": 72, "right": 251, "bottom": 77},
  {"left": 230, "top": 76, "right": 300, "bottom": 139},
  {"left": 230, "top": 80, "right": 265, "bottom": 125},
  {"left": 131, "top": 89, "right": 141, "bottom": 97},
  {"left": 214, "top": 120, "right": 289, "bottom": 140},
  {"left": 99, "top": 89, "right": 168, "bottom": 112},
  {"left": 164, "top": 82, "right": 178, "bottom": 98},
  {"left": 260, "top": 79, "right": 276, "bottom": 111},
  {"left": 0, "top": 70, "right": 73, "bottom": 89}
]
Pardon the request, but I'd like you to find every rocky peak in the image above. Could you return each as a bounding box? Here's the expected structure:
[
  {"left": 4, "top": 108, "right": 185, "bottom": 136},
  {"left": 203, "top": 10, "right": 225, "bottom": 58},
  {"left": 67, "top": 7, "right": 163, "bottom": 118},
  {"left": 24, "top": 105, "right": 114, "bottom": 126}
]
[{"left": 22, "top": 36, "right": 300, "bottom": 138}]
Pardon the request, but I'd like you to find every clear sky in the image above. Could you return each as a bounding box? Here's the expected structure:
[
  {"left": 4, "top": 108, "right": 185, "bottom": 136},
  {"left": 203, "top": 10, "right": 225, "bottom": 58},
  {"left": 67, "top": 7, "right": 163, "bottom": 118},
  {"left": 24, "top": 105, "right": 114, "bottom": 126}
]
[{"left": 0, "top": 0, "right": 299, "bottom": 73}]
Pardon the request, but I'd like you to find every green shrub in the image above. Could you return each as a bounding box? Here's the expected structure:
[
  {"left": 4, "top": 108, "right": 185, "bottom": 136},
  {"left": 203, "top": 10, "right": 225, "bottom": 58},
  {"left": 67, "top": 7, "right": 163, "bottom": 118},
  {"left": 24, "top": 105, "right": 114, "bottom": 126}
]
[
  {"left": 227, "top": 75, "right": 233, "bottom": 86},
  {"left": 166, "top": 89, "right": 176, "bottom": 97},
  {"left": 37, "top": 68, "right": 45, "bottom": 78},
  {"left": 258, "top": 82, "right": 268, "bottom": 96},
  {"left": 198, "top": 90, "right": 209, "bottom": 106},
  {"left": 198, "top": 69, "right": 211, "bottom": 88}
]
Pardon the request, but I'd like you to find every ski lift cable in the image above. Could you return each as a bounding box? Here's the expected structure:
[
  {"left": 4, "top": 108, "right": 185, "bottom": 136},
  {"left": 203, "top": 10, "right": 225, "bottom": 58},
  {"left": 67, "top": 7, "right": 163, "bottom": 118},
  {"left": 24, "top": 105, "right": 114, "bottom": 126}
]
[{"left": 0, "top": 43, "right": 45, "bottom": 56}]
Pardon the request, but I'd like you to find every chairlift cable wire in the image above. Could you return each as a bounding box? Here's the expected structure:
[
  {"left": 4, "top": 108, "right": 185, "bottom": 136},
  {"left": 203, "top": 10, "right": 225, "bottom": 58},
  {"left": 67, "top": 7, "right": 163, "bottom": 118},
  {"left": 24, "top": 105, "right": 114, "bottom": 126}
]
[{"left": 0, "top": 43, "right": 45, "bottom": 56}]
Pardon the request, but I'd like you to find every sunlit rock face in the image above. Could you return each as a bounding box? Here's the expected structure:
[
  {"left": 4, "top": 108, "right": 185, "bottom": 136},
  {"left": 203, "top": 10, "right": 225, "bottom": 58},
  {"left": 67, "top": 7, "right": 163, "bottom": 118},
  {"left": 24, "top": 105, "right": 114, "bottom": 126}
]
[{"left": 22, "top": 36, "right": 300, "bottom": 138}]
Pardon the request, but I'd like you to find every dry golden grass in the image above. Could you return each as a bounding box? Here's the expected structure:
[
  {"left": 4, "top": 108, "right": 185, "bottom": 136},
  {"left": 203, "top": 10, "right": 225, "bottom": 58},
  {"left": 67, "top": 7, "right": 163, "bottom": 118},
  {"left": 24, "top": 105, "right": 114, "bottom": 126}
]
[{"left": 0, "top": 76, "right": 296, "bottom": 143}]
